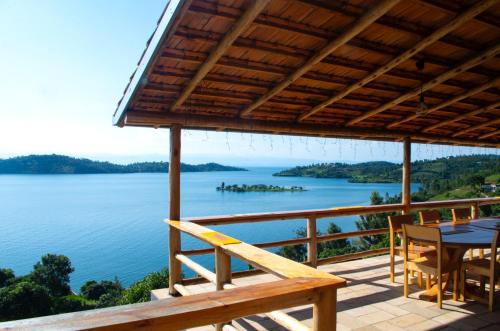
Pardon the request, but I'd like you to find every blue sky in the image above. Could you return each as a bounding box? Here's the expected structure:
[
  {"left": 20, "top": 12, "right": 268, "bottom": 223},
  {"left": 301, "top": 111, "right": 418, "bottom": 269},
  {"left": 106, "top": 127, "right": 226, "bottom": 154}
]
[{"left": 0, "top": 0, "right": 497, "bottom": 166}]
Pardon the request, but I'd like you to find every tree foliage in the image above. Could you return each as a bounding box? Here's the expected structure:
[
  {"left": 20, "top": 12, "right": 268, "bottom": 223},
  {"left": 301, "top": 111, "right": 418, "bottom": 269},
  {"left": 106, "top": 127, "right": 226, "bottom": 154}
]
[{"left": 31, "top": 254, "right": 74, "bottom": 297}]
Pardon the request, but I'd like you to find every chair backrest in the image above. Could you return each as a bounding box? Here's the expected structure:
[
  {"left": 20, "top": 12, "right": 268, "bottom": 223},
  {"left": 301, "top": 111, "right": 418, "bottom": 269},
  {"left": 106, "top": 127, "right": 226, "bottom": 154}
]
[
  {"left": 388, "top": 214, "right": 413, "bottom": 233},
  {"left": 403, "top": 224, "right": 442, "bottom": 259},
  {"left": 419, "top": 210, "right": 441, "bottom": 225},
  {"left": 388, "top": 215, "right": 413, "bottom": 252},
  {"left": 452, "top": 207, "right": 472, "bottom": 224}
]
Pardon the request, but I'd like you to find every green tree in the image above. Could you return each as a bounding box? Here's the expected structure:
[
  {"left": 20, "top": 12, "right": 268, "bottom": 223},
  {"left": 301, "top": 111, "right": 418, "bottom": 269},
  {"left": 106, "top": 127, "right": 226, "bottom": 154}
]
[
  {"left": 0, "top": 269, "right": 15, "bottom": 288},
  {"left": 276, "top": 227, "right": 308, "bottom": 262},
  {"left": 31, "top": 254, "right": 74, "bottom": 297},
  {"left": 355, "top": 192, "right": 399, "bottom": 248},
  {"left": 119, "top": 269, "right": 168, "bottom": 304},
  {"left": 0, "top": 281, "right": 52, "bottom": 321},
  {"left": 80, "top": 279, "right": 122, "bottom": 301}
]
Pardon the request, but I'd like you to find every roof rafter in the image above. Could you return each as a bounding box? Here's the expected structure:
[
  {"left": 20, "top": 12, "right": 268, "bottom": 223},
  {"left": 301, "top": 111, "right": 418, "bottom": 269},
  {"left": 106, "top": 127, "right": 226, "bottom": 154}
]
[
  {"left": 239, "top": 0, "right": 400, "bottom": 118},
  {"left": 452, "top": 117, "right": 500, "bottom": 137},
  {"left": 169, "top": 0, "right": 270, "bottom": 112},
  {"left": 296, "top": 0, "right": 497, "bottom": 122},
  {"left": 346, "top": 43, "right": 500, "bottom": 126},
  {"left": 300, "top": 0, "right": 486, "bottom": 52},
  {"left": 479, "top": 129, "right": 500, "bottom": 139},
  {"left": 386, "top": 76, "right": 500, "bottom": 129},
  {"left": 422, "top": 101, "right": 500, "bottom": 133}
]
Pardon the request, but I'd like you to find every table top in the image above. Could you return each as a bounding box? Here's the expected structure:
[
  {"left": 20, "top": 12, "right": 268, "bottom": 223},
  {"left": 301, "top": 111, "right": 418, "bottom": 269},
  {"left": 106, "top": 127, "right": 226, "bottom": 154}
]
[{"left": 437, "top": 218, "right": 499, "bottom": 248}]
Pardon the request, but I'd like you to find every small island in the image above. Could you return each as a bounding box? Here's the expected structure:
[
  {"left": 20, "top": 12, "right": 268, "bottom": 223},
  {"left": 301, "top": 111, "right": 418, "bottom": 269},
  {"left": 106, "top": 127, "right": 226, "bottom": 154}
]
[{"left": 216, "top": 182, "right": 306, "bottom": 192}]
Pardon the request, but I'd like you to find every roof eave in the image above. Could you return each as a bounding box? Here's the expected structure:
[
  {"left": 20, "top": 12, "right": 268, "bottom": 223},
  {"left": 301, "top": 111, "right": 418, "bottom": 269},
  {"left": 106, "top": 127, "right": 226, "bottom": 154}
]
[{"left": 112, "top": 0, "right": 187, "bottom": 127}]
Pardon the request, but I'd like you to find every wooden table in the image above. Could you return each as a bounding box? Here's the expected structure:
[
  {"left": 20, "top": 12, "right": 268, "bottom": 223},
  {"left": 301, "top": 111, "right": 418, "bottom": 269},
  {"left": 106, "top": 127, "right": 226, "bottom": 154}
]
[{"left": 418, "top": 218, "right": 498, "bottom": 301}]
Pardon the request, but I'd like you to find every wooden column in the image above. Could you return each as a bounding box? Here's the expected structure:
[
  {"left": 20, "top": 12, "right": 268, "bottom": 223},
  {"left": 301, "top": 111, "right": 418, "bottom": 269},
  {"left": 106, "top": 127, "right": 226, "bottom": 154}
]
[
  {"left": 307, "top": 216, "right": 318, "bottom": 268},
  {"left": 169, "top": 125, "right": 182, "bottom": 295},
  {"left": 215, "top": 247, "right": 232, "bottom": 330},
  {"left": 313, "top": 288, "right": 337, "bottom": 331},
  {"left": 402, "top": 137, "right": 411, "bottom": 214},
  {"left": 471, "top": 202, "right": 484, "bottom": 258}
]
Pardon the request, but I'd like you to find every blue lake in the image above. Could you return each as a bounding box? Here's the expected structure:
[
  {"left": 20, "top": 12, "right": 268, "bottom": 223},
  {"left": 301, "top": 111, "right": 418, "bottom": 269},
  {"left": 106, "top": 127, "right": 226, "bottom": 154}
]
[{"left": 0, "top": 168, "right": 419, "bottom": 289}]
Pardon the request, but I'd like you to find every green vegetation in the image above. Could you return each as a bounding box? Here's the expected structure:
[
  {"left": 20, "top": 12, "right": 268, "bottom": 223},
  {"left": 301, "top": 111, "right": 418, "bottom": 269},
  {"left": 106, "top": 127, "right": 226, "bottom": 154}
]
[
  {"left": 0, "top": 154, "right": 246, "bottom": 174},
  {"left": 216, "top": 182, "right": 306, "bottom": 192},
  {"left": 274, "top": 155, "right": 500, "bottom": 184},
  {"left": 0, "top": 254, "right": 168, "bottom": 322}
]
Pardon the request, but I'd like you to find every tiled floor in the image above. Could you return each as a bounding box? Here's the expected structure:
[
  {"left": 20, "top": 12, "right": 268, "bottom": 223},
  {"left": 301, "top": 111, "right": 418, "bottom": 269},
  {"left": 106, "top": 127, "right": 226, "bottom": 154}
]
[{"left": 167, "top": 254, "right": 500, "bottom": 330}]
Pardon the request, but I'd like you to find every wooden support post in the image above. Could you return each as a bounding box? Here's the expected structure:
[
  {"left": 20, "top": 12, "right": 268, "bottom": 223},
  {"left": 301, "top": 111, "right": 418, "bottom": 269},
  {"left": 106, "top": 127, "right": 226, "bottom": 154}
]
[
  {"left": 313, "top": 288, "right": 337, "bottom": 331},
  {"left": 169, "top": 125, "right": 182, "bottom": 295},
  {"left": 402, "top": 137, "right": 411, "bottom": 215},
  {"left": 308, "top": 216, "right": 318, "bottom": 268},
  {"left": 215, "top": 246, "right": 232, "bottom": 330}
]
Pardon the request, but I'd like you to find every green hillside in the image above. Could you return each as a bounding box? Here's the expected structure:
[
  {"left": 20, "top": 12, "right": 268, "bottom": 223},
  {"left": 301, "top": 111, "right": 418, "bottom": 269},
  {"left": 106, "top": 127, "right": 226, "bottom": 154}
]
[
  {"left": 0, "top": 155, "right": 246, "bottom": 174},
  {"left": 274, "top": 155, "right": 500, "bottom": 184}
]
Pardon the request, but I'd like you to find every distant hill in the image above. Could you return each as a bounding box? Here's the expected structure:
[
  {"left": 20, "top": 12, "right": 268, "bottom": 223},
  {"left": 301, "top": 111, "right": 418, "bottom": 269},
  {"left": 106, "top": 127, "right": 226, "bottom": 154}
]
[
  {"left": 0, "top": 155, "right": 246, "bottom": 174},
  {"left": 274, "top": 155, "right": 500, "bottom": 183}
]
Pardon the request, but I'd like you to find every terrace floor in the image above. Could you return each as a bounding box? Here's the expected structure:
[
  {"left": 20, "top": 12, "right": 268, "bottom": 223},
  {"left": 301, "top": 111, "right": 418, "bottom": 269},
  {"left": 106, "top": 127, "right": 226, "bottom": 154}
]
[{"left": 156, "top": 254, "right": 500, "bottom": 331}]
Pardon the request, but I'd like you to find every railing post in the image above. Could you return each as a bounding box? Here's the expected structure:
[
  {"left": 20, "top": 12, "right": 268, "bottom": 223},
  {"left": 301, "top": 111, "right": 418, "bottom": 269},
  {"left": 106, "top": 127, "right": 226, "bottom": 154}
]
[
  {"left": 307, "top": 216, "right": 318, "bottom": 267},
  {"left": 402, "top": 137, "right": 411, "bottom": 214},
  {"left": 313, "top": 288, "right": 337, "bottom": 331},
  {"left": 215, "top": 247, "right": 232, "bottom": 330},
  {"left": 169, "top": 125, "right": 182, "bottom": 295}
]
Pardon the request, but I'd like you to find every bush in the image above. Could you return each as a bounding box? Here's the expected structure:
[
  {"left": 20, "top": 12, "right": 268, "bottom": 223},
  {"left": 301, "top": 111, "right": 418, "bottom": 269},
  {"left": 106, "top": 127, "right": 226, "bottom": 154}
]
[
  {"left": 0, "top": 269, "right": 15, "bottom": 288},
  {"left": 80, "top": 279, "right": 122, "bottom": 301},
  {"left": 52, "top": 295, "right": 95, "bottom": 314},
  {"left": 119, "top": 269, "right": 168, "bottom": 304},
  {"left": 0, "top": 281, "right": 52, "bottom": 321}
]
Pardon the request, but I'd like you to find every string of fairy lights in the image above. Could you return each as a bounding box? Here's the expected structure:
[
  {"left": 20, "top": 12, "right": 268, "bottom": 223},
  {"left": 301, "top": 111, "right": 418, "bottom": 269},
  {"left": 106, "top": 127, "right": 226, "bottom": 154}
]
[{"left": 179, "top": 130, "right": 499, "bottom": 162}]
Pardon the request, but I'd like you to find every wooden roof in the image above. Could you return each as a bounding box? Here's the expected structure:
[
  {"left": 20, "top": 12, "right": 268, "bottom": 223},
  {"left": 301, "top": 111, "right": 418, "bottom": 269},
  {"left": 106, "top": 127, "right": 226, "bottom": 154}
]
[{"left": 113, "top": 0, "right": 500, "bottom": 148}]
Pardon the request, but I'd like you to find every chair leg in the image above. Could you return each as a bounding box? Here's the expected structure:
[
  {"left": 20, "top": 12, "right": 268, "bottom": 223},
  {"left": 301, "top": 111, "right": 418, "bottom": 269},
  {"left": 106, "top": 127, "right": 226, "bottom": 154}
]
[
  {"left": 460, "top": 267, "right": 466, "bottom": 302},
  {"left": 468, "top": 249, "right": 473, "bottom": 260},
  {"left": 437, "top": 273, "right": 443, "bottom": 309},
  {"left": 489, "top": 275, "right": 495, "bottom": 312},
  {"left": 426, "top": 273, "right": 431, "bottom": 290},
  {"left": 453, "top": 270, "right": 458, "bottom": 301},
  {"left": 390, "top": 254, "right": 395, "bottom": 283},
  {"left": 418, "top": 272, "right": 423, "bottom": 289},
  {"left": 480, "top": 276, "right": 486, "bottom": 296},
  {"left": 479, "top": 249, "right": 484, "bottom": 259},
  {"left": 404, "top": 264, "right": 409, "bottom": 298}
]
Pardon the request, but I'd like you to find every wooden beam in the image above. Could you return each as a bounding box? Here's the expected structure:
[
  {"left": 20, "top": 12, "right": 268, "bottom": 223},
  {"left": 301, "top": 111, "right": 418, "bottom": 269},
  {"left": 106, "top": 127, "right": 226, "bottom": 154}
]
[
  {"left": 297, "top": 0, "right": 497, "bottom": 122},
  {"left": 307, "top": 217, "right": 318, "bottom": 268},
  {"left": 239, "top": 0, "right": 400, "bottom": 117},
  {"left": 422, "top": 100, "right": 500, "bottom": 133},
  {"left": 125, "top": 111, "right": 500, "bottom": 148},
  {"left": 170, "top": 0, "right": 270, "bottom": 112},
  {"left": 169, "top": 125, "right": 182, "bottom": 295},
  {"left": 346, "top": 43, "right": 500, "bottom": 126},
  {"left": 176, "top": 254, "right": 216, "bottom": 284},
  {"left": 452, "top": 117, "right": 500, "bottom": 137},
  {"left": 402, "top": 137, "right": 411, "bottom": 214},
  {"left": 479, "top": 129, "right": 500, "bottom": 139},
  {"left": 387, "top": 76, "right": 500, "bottom": 129}
]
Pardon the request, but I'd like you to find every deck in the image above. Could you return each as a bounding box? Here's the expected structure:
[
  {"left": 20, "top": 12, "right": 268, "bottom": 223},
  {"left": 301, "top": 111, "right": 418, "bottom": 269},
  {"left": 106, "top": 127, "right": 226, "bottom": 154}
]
[{"left": 153, "top": 254, "right": 500, "bottom": 331}]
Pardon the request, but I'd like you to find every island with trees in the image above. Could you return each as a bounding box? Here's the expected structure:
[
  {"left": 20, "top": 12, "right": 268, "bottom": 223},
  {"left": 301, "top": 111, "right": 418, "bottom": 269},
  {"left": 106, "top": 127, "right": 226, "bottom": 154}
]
[
  {"left": 0, "top": 155, "right": 246, "bottom": 174},
  {"left": 216, "top": 182, "right": 306, "bottom": 192}
]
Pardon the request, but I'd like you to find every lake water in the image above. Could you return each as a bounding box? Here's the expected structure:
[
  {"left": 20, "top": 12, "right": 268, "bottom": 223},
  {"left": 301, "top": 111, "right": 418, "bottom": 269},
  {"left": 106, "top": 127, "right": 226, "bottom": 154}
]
[{"left": 0, "top": 168, "right": 419, "bottom": 289}]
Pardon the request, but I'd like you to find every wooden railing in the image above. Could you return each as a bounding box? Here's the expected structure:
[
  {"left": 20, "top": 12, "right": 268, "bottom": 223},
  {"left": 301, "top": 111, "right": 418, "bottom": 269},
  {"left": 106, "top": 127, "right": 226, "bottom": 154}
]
[
  {"left": 177, "top": 197, "right": 499, "bottom": 279},
  {"left": 0, "top": 277, "right": 341, "bottom": 331}
]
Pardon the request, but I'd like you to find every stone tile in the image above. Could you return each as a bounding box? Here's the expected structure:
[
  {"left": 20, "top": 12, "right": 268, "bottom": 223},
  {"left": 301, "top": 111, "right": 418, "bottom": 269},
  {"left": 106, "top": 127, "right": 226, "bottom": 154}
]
[
  {"left": 372, "top": 302, "right": 409, "bottom": 316},
  {"left": 345, "top": 305, "right": 381, "bottom": 317},
  {"left": 358, "top": 310, "right": 396, "bottom": 325},
  {"left": 337, "top": 311, "right": 368, "bottom": 329},
  {"left": 388, "top": 313, "right": 427, "bottom": 328},
  {"left": 372, "top": 320, "right": 405, "bottom": 331},
  {"left": 411, "top": 319, "right": 445, "bottom": 331},
  {"left": 399, "top": 302, "right": 443, "bottom": 319}
]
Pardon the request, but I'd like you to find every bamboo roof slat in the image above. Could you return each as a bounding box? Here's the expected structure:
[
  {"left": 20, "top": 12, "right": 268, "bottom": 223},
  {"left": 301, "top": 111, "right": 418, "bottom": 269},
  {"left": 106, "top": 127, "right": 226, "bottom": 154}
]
[{"left": 114, "top": 0, "right": 500, "bottom": 148}]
